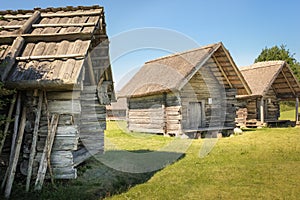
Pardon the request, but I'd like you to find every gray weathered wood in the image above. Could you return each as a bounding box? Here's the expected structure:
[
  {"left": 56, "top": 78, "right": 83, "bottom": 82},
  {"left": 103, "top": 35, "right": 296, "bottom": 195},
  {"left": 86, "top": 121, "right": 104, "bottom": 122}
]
[
  {"left": 26, "top": 91, "right": 43, "bottom": 192},
  {"left": 0, "top": 93, "right": 16, "bottom": 156},
  {"left": 1, "top": 37, "right": 25, "bottom": 81},
  {"left": 4, "top": 106, "right": 27, "bottom": 198},
  {"left": 296, "top": 96, "right": 299, "bottom": 123},
  {"left": 17, "top": 11, "right": 41, "bottom": 34},
  {"left": 16, "top": 53, "right": 85, "bottom": 61},
  {"left": 87, "top": 53, "right": 96, "bottom": 85},
  {"left": 34, "top": 114, "right": 59, "bottom": 191},
  {"left": 48, "top": 100, "right": 81, "bottom": 114}
]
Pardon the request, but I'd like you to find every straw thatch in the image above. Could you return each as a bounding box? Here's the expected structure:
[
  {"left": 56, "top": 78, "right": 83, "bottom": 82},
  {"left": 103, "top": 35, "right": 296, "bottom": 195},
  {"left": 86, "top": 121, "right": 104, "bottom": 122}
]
[
  {"left": 0, "top": 5, "right": 109, "bottom": 90},
  {"left": 120, "top": 42, "right": 251, "bottom": 97},
  {"left": 239, "top": 61, "right": 300, "bottom": 99}
]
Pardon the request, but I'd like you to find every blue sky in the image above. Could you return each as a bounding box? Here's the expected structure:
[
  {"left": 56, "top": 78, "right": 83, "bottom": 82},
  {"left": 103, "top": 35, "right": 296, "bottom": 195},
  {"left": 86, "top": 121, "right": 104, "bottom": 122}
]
[{"left": 2, "top": 0, "right": 300, "bottom": 90}]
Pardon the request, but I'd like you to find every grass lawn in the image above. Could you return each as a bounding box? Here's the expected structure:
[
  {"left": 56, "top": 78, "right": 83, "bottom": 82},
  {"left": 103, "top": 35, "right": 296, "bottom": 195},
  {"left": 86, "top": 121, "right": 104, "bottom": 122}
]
[
  {"left": 279, "top": 103, "right": 297, "bottom": 121},
  {"left": 106, "top": 123, "right": 300, "bottom": 200},
  {"left": 4, "top": 121, "right": 300, "bottom": 200}
]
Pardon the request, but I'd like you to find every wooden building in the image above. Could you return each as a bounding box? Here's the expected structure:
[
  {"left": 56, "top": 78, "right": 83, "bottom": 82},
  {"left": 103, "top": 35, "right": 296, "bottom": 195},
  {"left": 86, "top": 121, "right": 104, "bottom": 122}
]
[
  {"left": 0, "top": 5, "right": 114, "bottom": 194},
  {"left": 236, "top": 61, "right": 300, "bottom": 127},
  {"left": 106, "top": 94, "right": 127, "bottom": 120},
  {"left": 119, "top": 42, "right": 251, "bottom": 136}
]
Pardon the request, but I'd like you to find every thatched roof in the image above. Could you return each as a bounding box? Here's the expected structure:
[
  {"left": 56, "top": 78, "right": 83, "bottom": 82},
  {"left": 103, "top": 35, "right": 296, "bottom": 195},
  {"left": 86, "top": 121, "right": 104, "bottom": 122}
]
[
  {"left": 120, "top": 42, "right": 251, "bottom": 97},
  {"left": 239, "top": 61, "right": 300, "bottom": 99},
  {"left": 0, "top": 5, "right": 109, "bottom": 90},
  {"left": 106, "top": 96, "right": 127, "bottom": 110}
]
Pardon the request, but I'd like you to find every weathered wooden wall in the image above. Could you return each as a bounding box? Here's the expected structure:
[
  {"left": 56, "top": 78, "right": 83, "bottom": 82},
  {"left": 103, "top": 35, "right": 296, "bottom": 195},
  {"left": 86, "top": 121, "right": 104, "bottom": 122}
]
[
  {"left": 127, "top": 58, "right": 238, "bottom": 135},
  {"left": 236, "top": 88, "right": 279, "bottom": 124},
  {"left": 21, "top": 90, "right": 81, "bottom": 179},
  {"left": 180, "top": 60, "right": 235, "bottom": 130},
  {"left": 128, "top": 94, "right": 165, "bottom": 133},
  {"left": 264, "top": 88, "right": 280, "bottom": 120},
  {"left": 127, "top": 93, "right": 182, "bottom": 135}
]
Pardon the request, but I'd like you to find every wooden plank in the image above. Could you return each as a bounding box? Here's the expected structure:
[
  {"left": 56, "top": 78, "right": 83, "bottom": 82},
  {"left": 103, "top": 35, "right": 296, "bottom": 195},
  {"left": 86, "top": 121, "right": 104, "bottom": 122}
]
[
  {"left": 47, "top": 91, "right": 80, "bottom": 100},
  {"left": 21, "top": 32, "right": 107, "bottom": 43},
  {"left": 87, "top": 53, "right": 96, "bottom": 85},
  {"left": 212, "top": 54, "right": 233, "bottom": 88},
  {"left": 4, "top": 106, "right": 27, "bottom": 198},
  {"left": 1, "top": 93, "right": 21, "bottom": 190},
  {"left": 1, "top": 10, "right": 102, "bottom": 19},
  {"left": 48, "top": 100, "right": 81, "bottom": 114},
  {"left": 34, "top": 114, "right": 59, "bottom": 191},
  {"left": 16, "top": 53, "right": 85, "bottom": 61},
  {"left": 220, "top": 45, "right": 251, "bottom": 95},
  {"left": 281, "top": 70, "right": 296, "bottom": 96},
  {"left": 26, "top": 92, "right": 43, "bottom": 192},
  {"left": 17, "top": 11, "right": 41, "bottom": 34},
  {"left": 1, "top": 36, "right": 25, "bottom": 81},
  {"left": 0, "top": 94, "right": 16, "bottom": 156},
  {"left": 296, "top": 97, "right": 299, "bottom": 123}
]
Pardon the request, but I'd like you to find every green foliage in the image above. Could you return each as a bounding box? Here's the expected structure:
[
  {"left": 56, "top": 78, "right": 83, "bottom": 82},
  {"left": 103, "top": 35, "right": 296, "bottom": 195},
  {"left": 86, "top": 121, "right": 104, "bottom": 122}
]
[{"left": 255, "top": 44, "right": 300, "bottom": 81}]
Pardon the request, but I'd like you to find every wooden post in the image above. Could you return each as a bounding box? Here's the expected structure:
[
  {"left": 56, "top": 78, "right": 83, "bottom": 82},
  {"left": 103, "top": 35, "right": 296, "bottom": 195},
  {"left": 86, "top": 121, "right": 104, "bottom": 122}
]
[
  {"left": 1, "top": 93, "right": 21, "bottom": 190},
  {"left": 0, "top": 94, "right": 17, "bottom": 156},
  {"left": 17, "top": 10, "right": 41, "bottom": 34},
  {"left": 87, "top": 53, "right": 96, "bottom": 85},
  {"left": 162, "top": 93, "right": 167, "bottom": 136},
  {"left": 1, "top": 37, "right": 25, "bottom": 81},
  {"left": 260, "top": 98, "right": 264, "bottom": 123},
  {"left": 296, "top": 96, "right": 299, "bottom": 124},
  {"left": 4, "top": 106, "right": 27, "bottom": 198},
  {"left": 26, "top": 92, "right": 43, "bottom": 192},
  {"left": 34, "top": 114, "right": 59, "bottom": 191}
]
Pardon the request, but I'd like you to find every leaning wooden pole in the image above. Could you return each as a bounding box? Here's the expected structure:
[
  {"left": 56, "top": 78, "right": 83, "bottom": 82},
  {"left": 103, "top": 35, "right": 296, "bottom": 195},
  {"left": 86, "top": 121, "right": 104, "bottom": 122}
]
[
  {"left": 4, "top": 106, "right": 27, "bottom": 198},
  {"left": 26, "top": 91, "right": 43, "bottom": 192},
  {"left": 1, "top": 93, "right": 21, "bottom": 190},
  {"left": 296, "top": 96, "right": 299, "bottom": 124},
  {"left": 34, "top": 114, "right": 59, "bottom": 191},
  {"left": 0, "top": 93, "right": 17, "bottom": 156}
]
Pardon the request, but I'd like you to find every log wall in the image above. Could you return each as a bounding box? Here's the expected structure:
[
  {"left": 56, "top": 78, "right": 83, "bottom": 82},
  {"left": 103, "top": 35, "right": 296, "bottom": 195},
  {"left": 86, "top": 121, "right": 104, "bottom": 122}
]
[
  {"left": 264, "top": 88, "right": 280, "bottom": 120},
  {"left": 180, "top": 61, "right": 236, "bottom": 130},
  {"left": 127, "top": 58, "right": 237, "bottom": 135},
  {"left": 127, "top": 93, "right": 182, "bottom": 135},
  {"left": 236, "top": 88, "right": 279, "bottom": 125},
  {"left": 22, "top": 91, "right": 81, "bottom": 179}
]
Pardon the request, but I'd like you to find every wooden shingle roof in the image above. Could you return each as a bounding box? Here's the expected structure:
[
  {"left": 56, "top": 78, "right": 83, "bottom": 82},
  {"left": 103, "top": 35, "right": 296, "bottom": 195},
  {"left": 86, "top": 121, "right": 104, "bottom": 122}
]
[
  {"left": 0, "top": 5, "right": 108, "bottom": 90},
  {"left": 239, "top": 61, "right": 300, "bottom": 99},
  {"left": 120, "top": 42, "right": 251, "bottom": 97}
]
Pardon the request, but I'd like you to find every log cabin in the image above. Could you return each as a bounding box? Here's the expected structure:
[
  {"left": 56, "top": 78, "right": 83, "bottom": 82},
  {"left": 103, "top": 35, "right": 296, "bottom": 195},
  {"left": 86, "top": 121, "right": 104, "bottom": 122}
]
[
  {"left": 0, "top": 5, "right": 115, "bottom": 193},
  {"left": 106, "top": 94, "right": 127, "bottom": 120},
  {"left": 119, "top": 42, "right": 251, "bottom": 137},
  {"left": 236, "top": 61, "right": 300, "bottom": 127}
]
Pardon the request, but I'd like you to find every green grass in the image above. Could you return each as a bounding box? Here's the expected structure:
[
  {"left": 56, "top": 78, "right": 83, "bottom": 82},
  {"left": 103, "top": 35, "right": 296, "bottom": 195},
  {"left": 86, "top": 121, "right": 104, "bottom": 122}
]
[
  {"left": 280, "top": 109, "right": 296, "bottom": 121},
  {"left": 106, "top": 126, "right": 300, "bottom": 200},
  {"left": 3, "top": 121, "right": 300, "bottom": 199},
  {"left": 279, "top": 103, "right": 297, "bottom": 120}
]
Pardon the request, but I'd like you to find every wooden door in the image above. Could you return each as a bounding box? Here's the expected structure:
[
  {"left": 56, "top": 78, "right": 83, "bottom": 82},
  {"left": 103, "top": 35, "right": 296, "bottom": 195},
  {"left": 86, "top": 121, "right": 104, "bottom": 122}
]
[{"left": 188, "top": 102, "right": 202, "bottom": 129}]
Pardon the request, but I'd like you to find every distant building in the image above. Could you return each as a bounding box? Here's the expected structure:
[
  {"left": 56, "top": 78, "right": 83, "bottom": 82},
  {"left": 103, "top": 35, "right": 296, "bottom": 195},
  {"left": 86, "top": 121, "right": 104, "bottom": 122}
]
[
  {"left": 106, "top": 94, "right": 127, "bottom": 120},
  {"left": 120, "top": 42, "right": 251, "bottom": 136},
  {"left": 236, "top": 61, "right": 300, "bottom": 127}
]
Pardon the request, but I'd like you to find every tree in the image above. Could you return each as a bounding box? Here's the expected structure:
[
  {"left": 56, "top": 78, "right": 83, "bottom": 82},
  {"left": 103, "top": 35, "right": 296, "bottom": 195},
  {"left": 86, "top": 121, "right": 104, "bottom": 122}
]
[{"left": 255, "top": 44, "right": 300, "bottom": 81}]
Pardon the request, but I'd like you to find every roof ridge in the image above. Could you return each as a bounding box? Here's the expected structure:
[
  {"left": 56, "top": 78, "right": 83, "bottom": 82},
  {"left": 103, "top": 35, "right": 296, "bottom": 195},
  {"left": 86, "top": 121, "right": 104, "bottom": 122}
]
[
  {"left": 145, "top": 42, "right": 220, "bottom": 64},
  {"left": 0, "top": 5, "right": 103, "bottom": 15},
  {"left": 240, "top": 60, "right": 285, "bottom": 71}
]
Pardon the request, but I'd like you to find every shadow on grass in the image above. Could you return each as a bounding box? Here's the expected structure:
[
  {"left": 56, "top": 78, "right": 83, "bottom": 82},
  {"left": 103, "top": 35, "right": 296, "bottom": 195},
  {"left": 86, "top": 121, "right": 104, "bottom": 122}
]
[{"left": 5, "top": 150, "right": 185, "bottom": 200}]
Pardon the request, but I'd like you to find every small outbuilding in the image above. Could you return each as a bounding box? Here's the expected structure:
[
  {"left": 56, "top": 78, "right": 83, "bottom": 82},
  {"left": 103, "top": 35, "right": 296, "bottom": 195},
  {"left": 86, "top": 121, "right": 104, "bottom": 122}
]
[
  {"left": 106, "top": 94, "right": 127, "bottom": 120},
  {"left": 120, "top": 42, "right": 251, "bottom": 136},
  {"left": 236, "top": 61, "right": 300, "bottom": 127},
  {"left": 0, "top": 5, "right": 114, "bottom": 194}
]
